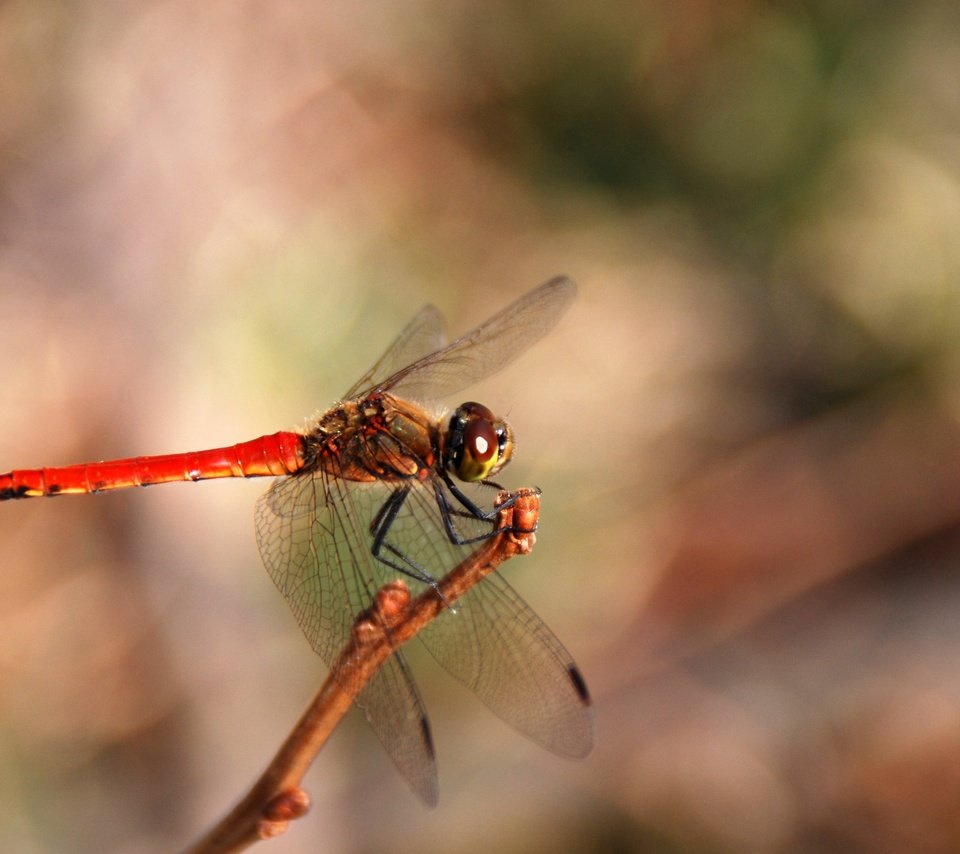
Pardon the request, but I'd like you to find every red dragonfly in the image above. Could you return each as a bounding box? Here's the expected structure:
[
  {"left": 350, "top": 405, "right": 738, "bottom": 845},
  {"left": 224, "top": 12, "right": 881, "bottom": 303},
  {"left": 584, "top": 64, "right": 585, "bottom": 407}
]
[{"left": 0, "top": 276, "right": 593, "bottom": 804}]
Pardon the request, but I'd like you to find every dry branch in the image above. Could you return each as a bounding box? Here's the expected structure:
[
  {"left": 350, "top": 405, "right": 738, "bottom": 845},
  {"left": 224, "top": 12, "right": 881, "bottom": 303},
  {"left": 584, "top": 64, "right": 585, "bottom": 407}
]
[{"left": 185, "top": 487, "right": 541, "bottom": 853}]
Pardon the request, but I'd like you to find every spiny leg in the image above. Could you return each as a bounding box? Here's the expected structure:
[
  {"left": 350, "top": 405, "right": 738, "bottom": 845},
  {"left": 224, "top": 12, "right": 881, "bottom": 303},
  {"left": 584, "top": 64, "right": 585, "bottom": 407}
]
[
  {"left": 434, "top": 476, "right": 538, "bottom": 547},
  {"left": 369, "top": 486, "right": 453, "bottom": 608}
]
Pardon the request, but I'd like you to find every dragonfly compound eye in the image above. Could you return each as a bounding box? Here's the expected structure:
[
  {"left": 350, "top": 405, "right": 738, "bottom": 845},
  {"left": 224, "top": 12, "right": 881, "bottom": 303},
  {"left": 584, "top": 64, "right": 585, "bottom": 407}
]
[{"left": 447, "top": 402, "right": 513, "bottom": 482}]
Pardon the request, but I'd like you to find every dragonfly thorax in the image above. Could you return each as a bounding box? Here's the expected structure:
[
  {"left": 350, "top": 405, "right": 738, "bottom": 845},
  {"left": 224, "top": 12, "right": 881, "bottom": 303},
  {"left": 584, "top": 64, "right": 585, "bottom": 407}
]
[{"left": 443, "top": 401, "right": 513, "bottom": 483}]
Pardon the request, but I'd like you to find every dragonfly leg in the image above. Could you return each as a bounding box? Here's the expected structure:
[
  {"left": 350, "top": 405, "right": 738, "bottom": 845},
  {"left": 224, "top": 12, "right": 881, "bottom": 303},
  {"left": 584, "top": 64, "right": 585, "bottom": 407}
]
[
  {"left": 370, "top": 486, "right": 454, "bottom": 609},
  {"left": 434, "top": 477, "right": 539, "bottom": 547}
]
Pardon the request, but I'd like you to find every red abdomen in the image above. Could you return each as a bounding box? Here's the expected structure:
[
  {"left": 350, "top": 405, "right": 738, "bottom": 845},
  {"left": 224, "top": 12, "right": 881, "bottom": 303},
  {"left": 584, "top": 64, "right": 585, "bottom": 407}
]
[{"left": 0, "top": 432, "right": 306, "bottom": 500}]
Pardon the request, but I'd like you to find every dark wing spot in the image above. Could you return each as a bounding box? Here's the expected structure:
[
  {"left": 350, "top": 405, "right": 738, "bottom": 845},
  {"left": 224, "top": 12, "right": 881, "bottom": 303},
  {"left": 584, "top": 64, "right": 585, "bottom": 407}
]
[
  {"left": 419, "top": 714, "right": 435, "bottom": 760},
  {"left": 567, "top": 665, "right": 592, "bottom": 706}
]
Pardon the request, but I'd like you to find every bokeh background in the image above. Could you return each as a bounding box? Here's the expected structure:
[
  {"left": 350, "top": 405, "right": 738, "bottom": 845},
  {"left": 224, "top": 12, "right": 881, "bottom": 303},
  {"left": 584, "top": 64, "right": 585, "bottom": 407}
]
[{"left": 4, "top": 1, "right": 960, "bottom": 851}]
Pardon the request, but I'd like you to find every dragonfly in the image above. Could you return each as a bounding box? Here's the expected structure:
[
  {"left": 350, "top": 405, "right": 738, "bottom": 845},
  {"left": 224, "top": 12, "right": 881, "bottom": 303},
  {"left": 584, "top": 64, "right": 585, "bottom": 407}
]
[{"left": 0, "top": 275, "right": 593, "bottom": 804}]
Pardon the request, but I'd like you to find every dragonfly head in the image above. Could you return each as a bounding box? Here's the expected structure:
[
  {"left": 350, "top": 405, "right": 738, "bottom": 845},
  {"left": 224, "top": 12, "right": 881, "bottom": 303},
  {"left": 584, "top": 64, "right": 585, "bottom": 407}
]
[{"left": 444, "top": 401, "right": 513, "bottom": 483}]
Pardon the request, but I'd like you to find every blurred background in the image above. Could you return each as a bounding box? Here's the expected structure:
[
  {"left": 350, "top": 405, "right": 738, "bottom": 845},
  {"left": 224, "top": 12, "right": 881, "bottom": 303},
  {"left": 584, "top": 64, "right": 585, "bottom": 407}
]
[{"left": 3, "top": 1, "right": 960, "bottom": 851}]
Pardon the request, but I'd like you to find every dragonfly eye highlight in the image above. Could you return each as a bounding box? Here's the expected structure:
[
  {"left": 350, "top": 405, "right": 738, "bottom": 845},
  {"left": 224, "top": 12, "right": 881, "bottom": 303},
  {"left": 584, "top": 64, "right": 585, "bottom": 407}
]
[{"left": 446, "top": 402, "right": 513, "bottom": 483}]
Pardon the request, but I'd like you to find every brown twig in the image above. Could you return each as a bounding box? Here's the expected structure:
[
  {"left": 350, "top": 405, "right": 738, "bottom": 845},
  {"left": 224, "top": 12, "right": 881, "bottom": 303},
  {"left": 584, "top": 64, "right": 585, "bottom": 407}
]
[{"left": 185, "top": 487, "right": 541, "bottom": 853}]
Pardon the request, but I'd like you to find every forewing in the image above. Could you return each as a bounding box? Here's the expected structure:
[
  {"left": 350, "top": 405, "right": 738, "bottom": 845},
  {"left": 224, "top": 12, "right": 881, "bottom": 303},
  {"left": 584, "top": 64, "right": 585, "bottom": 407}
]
[
  {"left": 343, "top": 304, "right": 446, "bottom": 400},
  {"left": 376, "top": 276, "right": 576, "bottom": 402},
  {"left": 376, "top": 476, "right": 595, "bottom": 758},
  {"left": 254, "top": 470, "right": 439, "bottom": 805},
  {"left": 421, "top": 569, "right": 594, "bottom": 758}
]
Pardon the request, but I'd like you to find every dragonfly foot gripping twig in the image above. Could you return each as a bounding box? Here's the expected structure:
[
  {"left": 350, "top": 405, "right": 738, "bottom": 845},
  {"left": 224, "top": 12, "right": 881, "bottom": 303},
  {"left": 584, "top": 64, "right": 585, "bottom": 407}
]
[{"left": 186, "top": 488, "right": 540, "bottom": 853}]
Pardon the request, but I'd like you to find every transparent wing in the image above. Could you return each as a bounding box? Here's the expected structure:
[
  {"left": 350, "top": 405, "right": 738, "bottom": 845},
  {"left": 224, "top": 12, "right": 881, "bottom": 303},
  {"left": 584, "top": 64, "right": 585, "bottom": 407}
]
[
  {"left": 395, "top": 478, "right": 595, "bottom": 758},
  {"left": 256, "top": 457, "right": 592, "bottom": 789},
  {"left": 255, "top": 469, "right": 439, "bottom": 805},
  {"left": 373, "top": 276, "right": 577, "bottom": 402},
  {"left": 343, "top": 304, "right": 446, "bottom": 400},
  {"left": 428, "top": 572, "right": 593, "bottom": 757}
]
